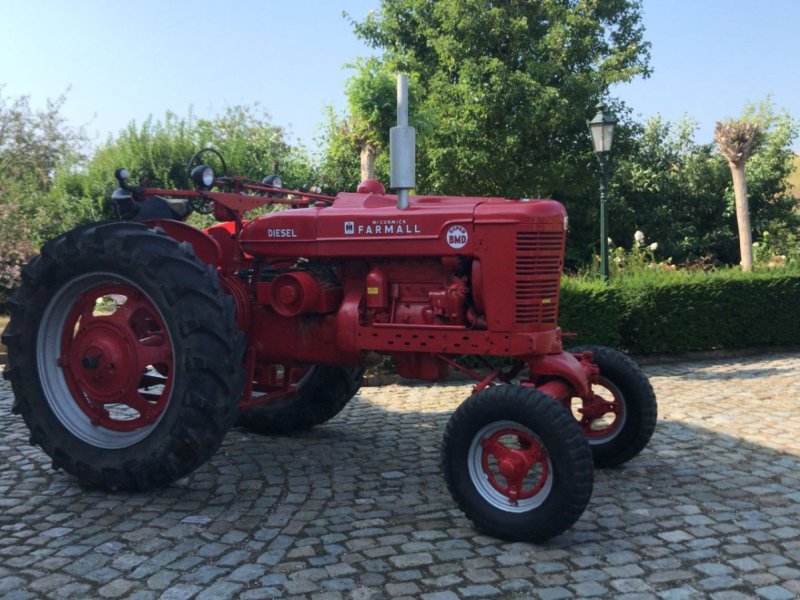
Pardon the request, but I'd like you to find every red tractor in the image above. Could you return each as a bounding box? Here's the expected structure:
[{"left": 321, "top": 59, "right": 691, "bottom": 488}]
[{"left": 2, "top": 78, "right": 656, "bottom": 543}]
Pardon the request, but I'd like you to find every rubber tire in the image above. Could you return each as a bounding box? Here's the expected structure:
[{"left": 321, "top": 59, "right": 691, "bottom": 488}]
[
  {"left": 442, "top": 385, "right": 594, "bottom": 543},
  {"left": 569, "top": 345, "right": 657, "bottom": 468},
  {"left": 1, "top": 222, "right": 245, "bottom": 491},
  {"left": 237, "top": 366, "right": 363, "bottom": 434}
]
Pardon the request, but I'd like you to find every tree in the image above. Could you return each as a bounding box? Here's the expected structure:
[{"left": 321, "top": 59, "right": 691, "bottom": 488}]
[
  {"left": 715, "top": 120, "right": 760, "bottom": 271},
  {"left": 348, "top": 0, "right": 651, "bottom": 198},
  {"left": 316, "top": 59, "right": 397, "bottom": 192},
  {"left": 345, "top": 59, "right": 397, "bottom": 180},
  {"left": 610, "top": 116, "right": 733, "bottom": 264},
  {"left": 0, "top": 87, "right": 89, "bottom": 306},
  {"left": 74, "top": 105, "right": 316, "bottom": 228},
  {"left": 609, "top": 102, "right": 798, "bottom": 267}
]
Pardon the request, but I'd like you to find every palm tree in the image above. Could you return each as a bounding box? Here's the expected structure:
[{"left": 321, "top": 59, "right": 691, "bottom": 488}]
[{"left": 714, "top": 120, "right": 760, "bottom": 271}]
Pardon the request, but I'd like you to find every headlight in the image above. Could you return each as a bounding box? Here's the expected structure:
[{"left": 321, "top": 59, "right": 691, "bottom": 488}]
[
  {"left": 191, "top": 165, "right": 215, "bottom": 190},
  {"left": 262, "top": 174, "right": 282, "bottom": 189}
]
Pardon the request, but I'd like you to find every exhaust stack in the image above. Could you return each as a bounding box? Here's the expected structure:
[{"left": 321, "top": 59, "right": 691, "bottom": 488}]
[{"left": 390, "top": 74, "right": 416, "bottom": 210}]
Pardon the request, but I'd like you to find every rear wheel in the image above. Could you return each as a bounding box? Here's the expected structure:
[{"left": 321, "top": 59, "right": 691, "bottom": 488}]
[
  {"left": 568, "top": 345, "right": 657, "bottom": 467},
  {"left": 2, "top": 222, "right": 245, "bottom": 490},
  {"left": 442, "top": 385, "right": 593, "bottom": 542},
  {"left": 237, "top": 365, "right": 363, "bottom": 434}
]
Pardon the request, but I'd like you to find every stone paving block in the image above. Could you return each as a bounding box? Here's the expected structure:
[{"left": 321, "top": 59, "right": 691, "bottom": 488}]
[{"left": 1, "top": 353, "right": 800, "bottom": 599}]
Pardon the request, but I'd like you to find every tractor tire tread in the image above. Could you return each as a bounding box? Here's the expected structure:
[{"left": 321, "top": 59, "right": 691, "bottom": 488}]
[
  {"left": 2, "top": 222, "right": 245, "bottom": 491},
  {"left": 237, "top": 366, "right": 364, "bottom": 435},
  {"left": 569, "top": 345, "right": 657, "bottom": 467},
  {"left": 442, "top": 385, "right": 593, "bottom": 542}
]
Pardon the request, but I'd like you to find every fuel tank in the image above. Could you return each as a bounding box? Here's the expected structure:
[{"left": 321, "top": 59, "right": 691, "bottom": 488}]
[{"left": 238, "top": 191, "right": 567, "bottom": 259}]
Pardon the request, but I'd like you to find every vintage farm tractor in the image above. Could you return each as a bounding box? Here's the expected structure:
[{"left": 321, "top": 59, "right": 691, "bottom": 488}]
[{"left": 2, "top": 77, "right": 656, "bottom": 542}]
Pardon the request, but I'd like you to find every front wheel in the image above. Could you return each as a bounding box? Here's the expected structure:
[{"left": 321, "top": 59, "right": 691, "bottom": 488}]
[
  {"left": 442, "top": 385, "right": 594, "bottom": 542},
  {"left": 2, "top": 222, "right": 245, "bottom": 490},
  {"left": 568, "top": 345, "right": 657, "bottom": 468}
]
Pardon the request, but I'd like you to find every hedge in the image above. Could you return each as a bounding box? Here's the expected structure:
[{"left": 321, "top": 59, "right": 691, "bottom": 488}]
[
  {"left": 559, "top": 271, "right": 800, "bottom": 355},
  {"left": 559, "top": 279, "right": 624, "bottom": 349}
]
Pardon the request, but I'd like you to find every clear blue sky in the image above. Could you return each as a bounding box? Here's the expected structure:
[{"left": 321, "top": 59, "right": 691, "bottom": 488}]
[{"left": 1, "top": 0, "right": 798, "bottom": 152}]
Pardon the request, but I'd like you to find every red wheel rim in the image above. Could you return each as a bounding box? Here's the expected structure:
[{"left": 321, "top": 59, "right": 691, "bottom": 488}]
[
  {"left": 576, "top": 377, "right": 625, "bottom": 440},
  {"left": 59, "top": 283, "right": 174, "bottom": 432},
  {"left": 479, "top": 428, "right": 549, "bottom": 503}
]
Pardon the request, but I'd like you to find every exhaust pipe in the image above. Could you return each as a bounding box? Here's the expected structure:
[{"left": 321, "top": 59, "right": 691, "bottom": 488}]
[{"left": 390, "top": 74, "right": 416, "bottom": 210}]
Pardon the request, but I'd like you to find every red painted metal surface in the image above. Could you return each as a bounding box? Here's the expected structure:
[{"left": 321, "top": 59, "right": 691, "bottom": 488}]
[
  {"left": 480, "top": 428, "right": 549, "bottom": 503},
  {"left": 143, "top": 219, "right": 222, "bottom": 266},
  {"left": 59, "top": 283, "right": 173, "bottom": 431},
  {"left": 135, "top": 177, "right": 591, "bottom": 407},
  {"left": 576, "top": 377, "right": 625, "bottom": 439},
  {"left": 528, "top": 351, "right": 595, "bottom": 399}
]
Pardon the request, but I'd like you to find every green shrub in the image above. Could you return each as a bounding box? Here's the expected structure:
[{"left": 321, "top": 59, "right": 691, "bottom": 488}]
[
  {"left": 618, "top": 270, "right": 800, "bottom": 354},
  {"left": 0, "top": 203, "right": 36, "bottom": 309},
  {"left": 560, "top": 268, "right": 800, "bottom": 355},
  {"left": 559, "top": 279, "right": 625, "bottom": 349}
]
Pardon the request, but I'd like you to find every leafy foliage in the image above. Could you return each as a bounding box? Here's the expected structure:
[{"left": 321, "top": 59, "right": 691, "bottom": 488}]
[
  {"left": 0, "top": 92, "right": 316, "bottom": 304},
  {"left": 0, "top": 88, "right": 94, "bottom": 306},
  {"left": 609, "top": 102, "right": 799, "bottom": 265},
  {"left": 83, "top": 105, "right": 316, "bottom": 217},
  {"left": 316, "top": 59, "right": 396, "bottom": 194},
  {"left": 348, "top": 0, "right": 651, "bottom": 199},
  {"left": 560, "top": 268, "right": 800, "bottom": 354}
]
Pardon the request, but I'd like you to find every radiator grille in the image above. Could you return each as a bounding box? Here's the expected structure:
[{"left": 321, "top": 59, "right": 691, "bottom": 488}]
[{"left": 515, "top": 232, "right": 564, "bottom": 324}]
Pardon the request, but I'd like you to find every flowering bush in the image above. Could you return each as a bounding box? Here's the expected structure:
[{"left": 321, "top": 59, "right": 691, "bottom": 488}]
[
  {"left": 752, "top": 230, "right": 795, "bottom": 268},
  {"left": 604, "top": 230, "right": 673, "bottom": 274}
]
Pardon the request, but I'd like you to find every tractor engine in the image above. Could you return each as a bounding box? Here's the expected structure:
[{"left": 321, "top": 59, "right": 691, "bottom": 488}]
[{"left": 234, "top": 189, "right": 568, "bottom": 380}]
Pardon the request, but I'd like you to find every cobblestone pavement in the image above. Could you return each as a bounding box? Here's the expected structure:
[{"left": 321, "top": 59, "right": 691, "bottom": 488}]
[{"left": 1, "top": 352, "right": 799, "bottom": 599}]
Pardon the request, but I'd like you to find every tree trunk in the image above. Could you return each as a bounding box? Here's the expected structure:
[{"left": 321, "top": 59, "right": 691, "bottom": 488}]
[
  {"left": 360, "top": 145, "right": 376, "bottom": 181},
  {"left": 729, "top": 160, "right": 753, "bottom": 272},
  {"left": 715, "top": 120, "right": 759, "bottom": 272}
]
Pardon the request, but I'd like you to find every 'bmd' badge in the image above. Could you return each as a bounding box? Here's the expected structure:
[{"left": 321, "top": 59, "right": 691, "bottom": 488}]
[{"left": 446, "top": 225, "right": 468, "bottom": 249}]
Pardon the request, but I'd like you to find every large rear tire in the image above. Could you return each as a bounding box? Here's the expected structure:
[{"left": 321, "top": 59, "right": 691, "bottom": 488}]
[
  {"left": 442, "top": 385, "right": 594, "bottom": 542},
  {"left": 237, "top": 366, "right": 363, "bottom": 434},
  {"left": 2, "top": 222, "right": 245, "bottom": 490},
  {"left": 568, "top": 345, "right": 657, "bottom": 467}
]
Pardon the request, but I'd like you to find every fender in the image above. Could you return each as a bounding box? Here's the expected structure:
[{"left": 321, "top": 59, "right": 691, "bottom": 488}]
[
  {"left": 143, "top": 219, "right": 222, "bottom": 267},
  {"left": 528, "top": 351, "right": 594, "bottom": 400}
]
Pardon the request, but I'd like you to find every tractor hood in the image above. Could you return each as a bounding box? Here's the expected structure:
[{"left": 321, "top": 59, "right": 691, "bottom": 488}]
[{"left": 238, "top": 191, "right": 567, "bottom": 259}]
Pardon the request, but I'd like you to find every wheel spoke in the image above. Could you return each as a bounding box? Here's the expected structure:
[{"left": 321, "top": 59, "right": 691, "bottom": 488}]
[
  {"left": 522, "top": 443, "right": 544, "bottom": 464},
  {"left": 577, "top": 389, "right": 623, "bottom": 434},
  {"left": 136, "top": 335, "right": 171, "bottom": 370},
  {"left": 118, "top": 388, "right": 158, "bottom": 423},
  {"left": 506, "top": 473, "right": 524, "bottom": 502},
  {"left": 82, "top": 397, "right": 110, "bottom": 426},
  {"left": 106, "top": 298, "right": 138, "bottom": 326},
  {"left": 480, "top": 436, "right": 516, "bottom": 463}
]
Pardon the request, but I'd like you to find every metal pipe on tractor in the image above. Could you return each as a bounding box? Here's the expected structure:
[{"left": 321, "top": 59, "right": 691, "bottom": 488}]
[
  {"left": 390, "top": 74, "right": 415, "bottom": 210},
  {"left": 1, "top": 75, "right": 657, "bottom": 543}
]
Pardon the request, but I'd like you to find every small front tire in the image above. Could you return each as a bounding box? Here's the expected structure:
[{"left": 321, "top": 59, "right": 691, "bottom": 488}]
[
  {"left": 568, "top": 345, "right": 657, "bottom": 467},
  {"left": 442, "top": 385, "right": 594, "bottom": 543}
]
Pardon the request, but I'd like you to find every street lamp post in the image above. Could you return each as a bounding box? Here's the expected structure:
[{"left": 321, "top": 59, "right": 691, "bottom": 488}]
[{"left": 587, "top": 104, "right": 617, "bottom": 281}]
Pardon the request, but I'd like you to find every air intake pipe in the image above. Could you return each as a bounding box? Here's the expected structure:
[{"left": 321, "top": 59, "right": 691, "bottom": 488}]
[{"left": 390, "top": 74, "right": 416, "bottom": 209}]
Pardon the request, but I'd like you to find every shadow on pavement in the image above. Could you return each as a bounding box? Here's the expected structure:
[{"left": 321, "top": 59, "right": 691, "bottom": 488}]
[{"left": 1, "top": 375, "right": 799, "bottom": 598}]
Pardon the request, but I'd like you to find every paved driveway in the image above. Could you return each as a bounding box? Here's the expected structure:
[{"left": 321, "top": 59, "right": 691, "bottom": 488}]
[{"left": 1, "top": 352, "right": 799, "bottom": 599}]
